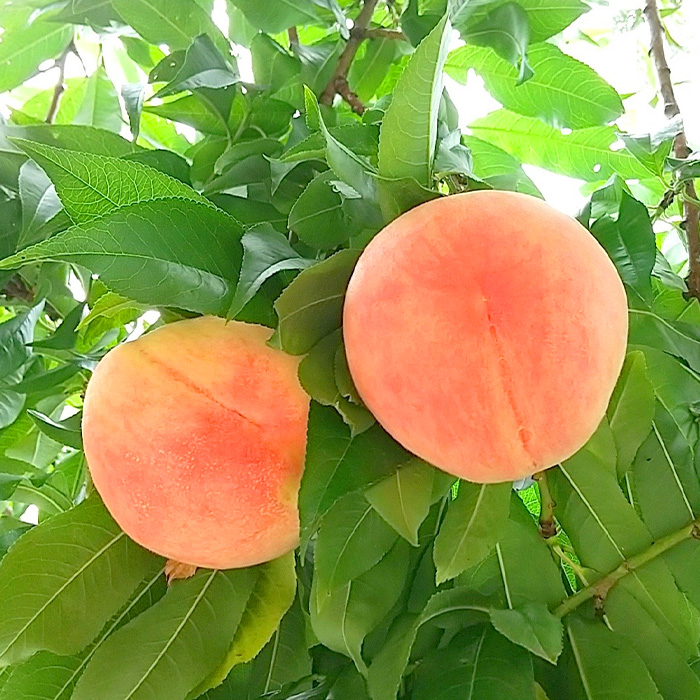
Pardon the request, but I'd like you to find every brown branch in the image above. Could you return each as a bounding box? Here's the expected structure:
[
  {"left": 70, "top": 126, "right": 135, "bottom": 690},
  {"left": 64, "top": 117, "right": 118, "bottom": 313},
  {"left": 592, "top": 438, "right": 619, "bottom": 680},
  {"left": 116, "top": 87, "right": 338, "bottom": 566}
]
[
  {"left": 45, "top": 41, "right": 73, "bottom": 124},
  {"left": 534, "top": 470, "right": 557, "bottom": 539},
  {"left": 287, "top": 26, "right": 299, "bottom": 47},
  {"left": 555, "top": 518, "right": 700, "bottom": 618},
  {"left": 320, "top": 0, "right": 379, "bottom": 110},
  {"left": 1, "top": 275, "right": 35, "bottom": 304},
  {"left": 364, "top": 27, "right": 407, "bottom": 40},
  {"left": 643, "top": 0, "right": 700, "bottom": 299}
]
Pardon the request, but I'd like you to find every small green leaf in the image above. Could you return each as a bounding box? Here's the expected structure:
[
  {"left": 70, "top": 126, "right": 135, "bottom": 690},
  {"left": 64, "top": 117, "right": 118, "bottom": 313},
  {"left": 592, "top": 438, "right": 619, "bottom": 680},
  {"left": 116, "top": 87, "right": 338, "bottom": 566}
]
[
  {"left": 151, "top": 35, "right": 238, "bottom": 98},
  {"left": 365, "top": 460, "right": 437, "bottom": 546},
  {"left": 433, "top": 481, "right": 512, "bottom": 583},
  {"left": 462, "top": 3, "right": 533, "bottom": 83},
  {"left": 228, "top": 224, "right": 314, "bottom": 320},
  {"left": 411, "top": 625, "right": 536, "bottom": 700},
  {"left": 74, "top": 65, "right": 122, "bottom": 133},
  {"left": 311, "top": 538, "right": 410, "bottom": 675},
  {"left": 272, "top": 248, "right": 359, "bottom": 355},
  {"left": 27, "top": 410, "right": 82, "bottom": 450},
  {"left": 299, "top": 403, "right": 411, "bottom": 550},
  {"left": 607, "top": 351, "right": 655, "bottom": 475},
  {"left": 314, "top": 491, "right": 398, "bottom": 598},
  {"left": 229, "top": 0, "right": 321, "bottom": 33},
  {"left": 489, "top": 602, "right": 563, "bottom": 663}
]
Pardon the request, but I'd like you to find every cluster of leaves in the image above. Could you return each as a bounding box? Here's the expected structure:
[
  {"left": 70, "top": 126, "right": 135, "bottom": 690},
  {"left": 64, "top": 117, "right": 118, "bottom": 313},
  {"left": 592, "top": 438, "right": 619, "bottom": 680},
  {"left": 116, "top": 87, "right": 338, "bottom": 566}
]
[{"left": 0, "top": 0, "right": 699, "bottom": 699}]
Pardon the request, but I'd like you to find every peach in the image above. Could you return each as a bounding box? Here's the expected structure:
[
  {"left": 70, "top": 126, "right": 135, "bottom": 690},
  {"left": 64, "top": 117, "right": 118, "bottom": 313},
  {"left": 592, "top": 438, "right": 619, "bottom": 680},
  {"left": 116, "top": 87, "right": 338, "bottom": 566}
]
[
  {"left": 343, "top": 191, "right": 628, "bottom": 483},
  {"left": 82, "top": 317, "right": 309, "bottom": 569}
]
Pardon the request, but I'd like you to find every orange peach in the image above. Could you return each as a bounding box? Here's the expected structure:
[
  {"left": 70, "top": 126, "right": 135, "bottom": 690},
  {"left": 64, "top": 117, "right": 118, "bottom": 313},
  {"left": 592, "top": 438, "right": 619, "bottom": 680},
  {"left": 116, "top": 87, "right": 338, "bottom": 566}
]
[
  {"left": 343, "top": 191, "right": 628, "bottom": 483},
  {"left": 82, "top": 317, "right": 309, "bottom": 569}
]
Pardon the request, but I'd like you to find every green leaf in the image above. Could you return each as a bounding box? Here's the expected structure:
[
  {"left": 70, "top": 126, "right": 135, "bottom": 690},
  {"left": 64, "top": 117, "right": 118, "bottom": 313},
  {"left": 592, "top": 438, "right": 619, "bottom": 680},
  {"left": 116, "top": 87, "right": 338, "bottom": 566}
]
[
  {"left": 632, "top": 403, "right": 700, "bottom": 538},
  {"left": 151, "top": 35, "right": 238, "bottom": 98},
  {"left": 0, "top": 569, "right": 165, "bottom": 700},
  {"left": 11, "top": 139, "right": 209, "bottom": 224},
  {"left": 558, "top": 617, "right": 663, "bottom": 700},
  {"left": 489, "top": 602, "right": 563, "bottom": 663},
  {"left": 463, "top": 135, "right": 542, "bottom": 196},
  {"left": 411, "top": 625, "right": 536, "bottom": 700},
  {"left": 349, "top": 39, "right": 400, "bottom": 102},
  {"left": 27, "top": 410, "right": 82, "bottom": 450},
  {"left": 77, "top": 292, "right": 145, "bottom": 349},
  {"left": 0, "top": 496, "right": 162, "bottom": 666},
  {"left": 0, "top": 199, "right": 243, "bottom": 316},
  {"left": 365, "top": 460, "right": 438, "bottom": 546},
  {"left": 453, "top": 0, "right": 589, "bottom": 43},
  {"left": 607, "top": 351, "right": 655, "bottom": 476},
  {"left": 1, "top": 123, "right": 137, "bottom": 158},
  {"left": 190, "top": 553, "right": 296, "bottom": 697},
  {"left": 433, "top": 481, "right": 512, "bottom": 583},
  {"left": 0, "top": 303, "right": 43, "bottom": 378},
  {"left": 470, "top": 109, "right": 657, "bottom": 182},
  {"left": 272, "top": 248, "right": 359, "bottom": 355},
  {"left": 549, "top": 431, "right": 652, "bottom": 573},
  {"left": 588, "top": 184, "right": 656, "bottom": 301},
  {"left": 605, "top": 573, "right": 700, "bottom": 700},
  {"left": 111, "top": 0, "right": 223, "bottom": 51},
  {"left": 229, "top": 0, "right": 321, "bottom": 33},
  {"left": 298, "top": 331, "right": 375, "bottom": 436},
  {"left": 462, "top": 3, "right": 533, "bottom": 84},
  {"left": 74, "top": 65, "right": 122, "bottom": 133},
  {"left": 122, "top": 83, "right": 147, "bottom": 141},
  {"left": 18, "top": 160, "right": 62, "bottom": 246},
  {"left": 314, "top": 490, "right": 398, "bottom": 598},
  {"left": 311, "top": 537, "right": 410, "bottom": 675},
  {"left": 71, "top": 567, "right": 258, "bottom": 700},
  {"left": 304, "top": 88, "right": 378, "bottom": 203},
  {"left": 228, "top": 224, "right": 314, "bottom": 320},
  {"left": 378, "top": 15, "right": 450, "bottom": 189},
  {"left": 447, "top": 43, "right": 622, "bottom": 128},
  {"left": 289, "top": 171, "right": 359, "bottom": 249},
  {"left": 0, "top": 13, "right": 72, "bottom": 94},
  {"left": 299, "top": 403, "right": 412, "bottom": 550},
  {"left": 244, "top": 597, "right": 311, "bottom": 697},
  {"left": 144, "top": 94, "right": 229, "bottom": 137},
  {"left": 367, "top": 587, "right": 490, "bottom": 700}
]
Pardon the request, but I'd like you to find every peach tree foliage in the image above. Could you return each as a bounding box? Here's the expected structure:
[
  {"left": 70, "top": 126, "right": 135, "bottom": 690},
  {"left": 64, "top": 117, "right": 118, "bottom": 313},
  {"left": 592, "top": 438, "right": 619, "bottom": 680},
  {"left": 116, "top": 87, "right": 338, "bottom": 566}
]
[{"left": 0, "top": 1, "right": 697, "bottom": 699}]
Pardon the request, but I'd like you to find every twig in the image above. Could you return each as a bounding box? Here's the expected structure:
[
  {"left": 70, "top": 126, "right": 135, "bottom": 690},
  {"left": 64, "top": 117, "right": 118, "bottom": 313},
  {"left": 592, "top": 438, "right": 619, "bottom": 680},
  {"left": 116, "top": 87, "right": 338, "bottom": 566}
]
[
  {"left": 45, "top": 41, "right": 74, "bottom": 124},
  {"left": 643, "top": 0, "right": 700, "bottom": 299},
  {"left": 364, "top": 27, "right": 407, "bottom": 40},
  {"left": 1, "top": 275, "right": 35, "bottom": 304},
  {"left": 320, "top": 0, "right": 380, "bottom": 111},
  {"left": 555, "top": 518, "right": 700, "bottom": 618},
  {"left": 288, "top": 26, "right": 299, "bottom": 47},
  {"left": 534, "top": 470, "right": 557, "bottom": 539}
]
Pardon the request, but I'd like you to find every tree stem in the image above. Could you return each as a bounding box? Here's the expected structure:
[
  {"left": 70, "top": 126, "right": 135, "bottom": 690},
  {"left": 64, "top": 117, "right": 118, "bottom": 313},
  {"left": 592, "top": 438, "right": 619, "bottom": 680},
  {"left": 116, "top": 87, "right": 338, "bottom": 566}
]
[
  {"left": 320, "top": 0, "right": 380, "bottom": 113},
  {"left": 643, "top": 0, "right": 700, "bottom": 299},
  {"left": 534, "top": 470, "right": 557, "bottom": 539},
  {"left": 45, "top": 41, "right": 73, "bottom": 124},
  {"left": 554, "top": 518, "right": 700, "bottom": 618}
]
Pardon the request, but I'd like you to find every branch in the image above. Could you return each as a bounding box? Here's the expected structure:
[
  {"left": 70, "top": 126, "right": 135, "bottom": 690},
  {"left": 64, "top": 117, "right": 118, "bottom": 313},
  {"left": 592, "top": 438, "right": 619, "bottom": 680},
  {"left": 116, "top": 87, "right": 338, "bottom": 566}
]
[
  {"left": 288, "top": 26, "right": 299, "bottom": 47},
  {"left": 643, "top": 0, "right": 700, "bottom": 299},
  {"left": 364, "top": 27, "right": 407, "bottom": 40},
  {"left": 45, "top": 41, "right": 73, "bottom": 124},
  {"left": 534, "top": 470, "right": 557, "bottom": 539},
  {"left": 554, "top": 518, "right": 700, "bottom": 618},
  {"left": 1, "top": 275, "right": 35, "bottom": 305},
  {"left": 319, "top": 0, "right": 380, "bottom": 113}
]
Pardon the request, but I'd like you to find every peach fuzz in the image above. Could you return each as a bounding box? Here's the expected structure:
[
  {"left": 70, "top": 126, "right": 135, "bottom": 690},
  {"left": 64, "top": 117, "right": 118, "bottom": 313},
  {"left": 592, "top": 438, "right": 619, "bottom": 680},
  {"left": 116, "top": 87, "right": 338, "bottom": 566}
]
[
  {"left": 82, "top": 316, "right": 309, "bottom": 569},
  {"left": 343, "top": 190, "right": 628, "bottom": 483}
]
